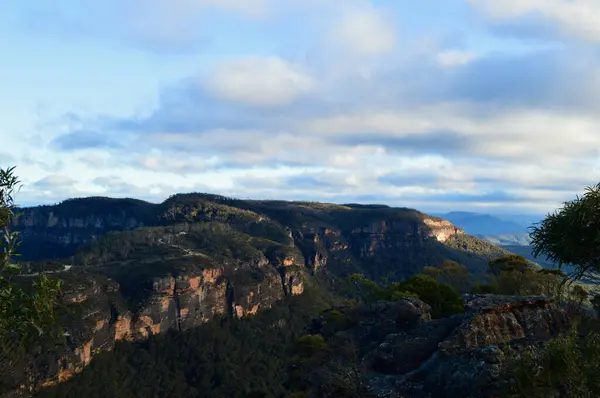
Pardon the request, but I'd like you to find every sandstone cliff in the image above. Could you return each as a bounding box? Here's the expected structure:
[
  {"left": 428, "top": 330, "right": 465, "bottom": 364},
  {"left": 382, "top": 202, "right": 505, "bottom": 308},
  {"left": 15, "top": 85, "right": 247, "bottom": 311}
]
[
  {"left": 32, "top": 259, "right": 305, "bottom": 389},
  {"left": 10, "top": 194, "right": 518, "bottom": 393},
  {"left": 14, "top": 196, "right": 510, "bottom": 279}
]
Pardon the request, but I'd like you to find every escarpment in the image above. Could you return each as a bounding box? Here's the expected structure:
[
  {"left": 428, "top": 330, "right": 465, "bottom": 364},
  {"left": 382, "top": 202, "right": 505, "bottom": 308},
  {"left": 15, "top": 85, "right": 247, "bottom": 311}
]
[
  {"left": 9, "top": 194, "right": 524, "bottom": 393},
  {"left": 15, "top": 196, "right": 512, "bottom": 279},
  {"left": 35, "top": 258, "right": 306, "bottom": 388}
]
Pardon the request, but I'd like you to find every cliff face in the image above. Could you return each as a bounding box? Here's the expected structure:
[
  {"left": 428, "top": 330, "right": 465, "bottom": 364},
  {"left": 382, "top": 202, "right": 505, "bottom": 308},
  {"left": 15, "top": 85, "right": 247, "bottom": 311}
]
[
  {"left": 37, "top": 261, "right": 305, "bottom": 388},
  {"left": 291, "top": 215, "right": 503, "bottom": 279},
  {"left": 13, "top": 199, "right": 155, "bottom": 261},
  {"left": 15, "top": 196, "right": 508, "bottom": 280},
  {"left": 11, "top": 195, "right": 517, "bottom": 392}
]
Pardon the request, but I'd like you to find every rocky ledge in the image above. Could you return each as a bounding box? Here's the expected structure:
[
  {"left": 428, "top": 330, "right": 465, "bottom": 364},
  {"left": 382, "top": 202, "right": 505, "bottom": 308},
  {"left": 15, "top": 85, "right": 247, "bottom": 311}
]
[{"left": 314, "top": 294, "right": 577, "bottom": 398}]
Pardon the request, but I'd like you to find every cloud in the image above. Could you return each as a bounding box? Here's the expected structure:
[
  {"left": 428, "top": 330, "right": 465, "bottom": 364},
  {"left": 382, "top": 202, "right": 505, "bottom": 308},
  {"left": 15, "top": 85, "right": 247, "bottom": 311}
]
[
  {"left": 90, "top": 176, "right": 176, "bottom": 199},
  {"left": 203, "top": 57, "right": 315, "bottom": 107},
  {"left": 13, "top": 0, "right": 398, "bottom": 56},
  {"left": 0, "top": 153, "right": 16, "bottom": 167},
  {"left": 52, "top": 130, "right": 124, "bottom": 151},
  {"left": 469, "top": 0, "right": 600, "bottom": 43},
  {"left": 16, "top": 0, "right": 273, "bottom": 53},
  {"left": 327, "top": 2, "right": 397, "bottom": 57},
  {"left": 10, "top": 0, "right": 600, "bottom": 215},
  {"left": 40, "top": 42, "right": 600, "bottom": 215},
  {"left": 436, "top": 50, "right": 478, "bottom": 67},
  {"left": 18, "top": 174, "right": 80, "bottom": 205},
  {"left": 32, "top": 175, "right": 76, "bottom": 189}
]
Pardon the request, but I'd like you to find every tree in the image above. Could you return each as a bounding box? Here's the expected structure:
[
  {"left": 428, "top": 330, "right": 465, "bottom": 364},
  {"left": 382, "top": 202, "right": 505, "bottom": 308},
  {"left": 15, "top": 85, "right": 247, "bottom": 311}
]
[
  {"left": 472, "top": 257, "right": 569, "bottom": 299},
  {"left": 423, "top": 260, "right": 470, "bottom": 293},
  {"left": 488, "top": 255, "right": 529, "bottom": 276},
  {"left": 530, "top": 183, "right": 600, "bottom": 281},
  {"left": 0, "top": 166, "right": 63, "bottom": 391},
  {"left": 398, "top": 274, "right": 463, "bottom": 318}
]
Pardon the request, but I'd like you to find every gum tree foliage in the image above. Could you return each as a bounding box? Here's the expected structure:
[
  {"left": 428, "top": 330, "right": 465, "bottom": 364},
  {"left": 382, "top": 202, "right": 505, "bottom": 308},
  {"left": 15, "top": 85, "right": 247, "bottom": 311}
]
[
  {"left": 530, "top": 183, "right": 600, "bottom": 281},
  {"left": 422, "top": 260, "right": 470, "bottom": 293},
  {"left": 0, "top": 166, "right": 63, "bottom": 388},
  {"left": 349, "top": 272, "right": 463, "bottom": 318},
  {"left": 472, "top": 255, "right": 572, "bottom": 299}
]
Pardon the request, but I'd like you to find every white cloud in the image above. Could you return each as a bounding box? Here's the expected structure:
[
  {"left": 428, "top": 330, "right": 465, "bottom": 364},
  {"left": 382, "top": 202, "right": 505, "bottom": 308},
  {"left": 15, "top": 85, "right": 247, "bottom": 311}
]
[
  {"left": 9, "top": 0, "right": 600, "bottom": 214},
  {"left": 436, "top": 50, "right": 478, "bottom": 67},
  {"left": 328, "top": 3, "right": 397, "bottom": 56},
  {"left": 301, "top": 104, "right": 600, "bottom": 162},
  {"left": 33, "top": 174, "right": 76, "bottom": 189},
  {"left": 469, "top": 0, "right": 600, "bottom": 42},
  {"left": 204, "top": 57, "right": 315, "bottom": 107}
]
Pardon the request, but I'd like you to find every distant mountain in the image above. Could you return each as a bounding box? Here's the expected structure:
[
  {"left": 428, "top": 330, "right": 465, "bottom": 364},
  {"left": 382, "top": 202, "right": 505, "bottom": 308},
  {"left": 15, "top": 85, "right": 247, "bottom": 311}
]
[
  {"left": 434, "top": 211, "right": 528, "bottom": 235},
  {"left": 432, "top": 211, "right": 544, "bottom": 246},
  {"left": 493, "top": 214, "right": 543, "bottom": 228},
  {"left": 477, "top": 233, "right": 531, "bottom": 246},
  {"left": 501, "top": 245, "right": 557, "bottom": 269}
]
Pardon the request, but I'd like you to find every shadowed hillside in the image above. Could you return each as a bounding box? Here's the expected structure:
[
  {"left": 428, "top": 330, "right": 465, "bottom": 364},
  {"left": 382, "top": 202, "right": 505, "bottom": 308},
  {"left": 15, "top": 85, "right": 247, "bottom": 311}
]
[{"left": 3, "top": 193, "right": 528, "bottom": 394}]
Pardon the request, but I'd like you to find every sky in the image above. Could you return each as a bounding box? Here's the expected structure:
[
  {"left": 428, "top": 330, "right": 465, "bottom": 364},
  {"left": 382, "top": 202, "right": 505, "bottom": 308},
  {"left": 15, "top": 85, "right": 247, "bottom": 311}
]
[{"left": 1, "top": 0, "right": 600, "bottom": 215}]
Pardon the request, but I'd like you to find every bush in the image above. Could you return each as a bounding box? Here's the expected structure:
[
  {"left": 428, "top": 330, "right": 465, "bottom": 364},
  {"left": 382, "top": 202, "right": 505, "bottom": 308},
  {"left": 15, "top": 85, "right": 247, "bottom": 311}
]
[
  {"left": 398, "top": 274, "right": 463, "bottom": 317},
  {"left": 295, "top": 334, "right": 328, "bottom": 358},
  {"left": 349, "top": 273, "right": 463, "bottom": 318},
  {"left": 472, "top": 283, "right": 498, "bottom": 294},
  {"left": 507, "top": 330, "right": 600, "bottom": 397},
  {"left": 473, "top": 256, "right": 569, "bottom": 299},
  {"left": 423, "top": 260, "right": 470, "bottom": 293}
]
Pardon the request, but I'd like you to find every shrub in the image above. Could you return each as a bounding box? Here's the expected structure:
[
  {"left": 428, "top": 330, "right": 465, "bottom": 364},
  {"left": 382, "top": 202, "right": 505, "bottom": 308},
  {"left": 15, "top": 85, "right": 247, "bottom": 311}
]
[
  {"left": 348, "top": 273, "right": 463, "bottom": 318},
  {"left": 507, "top": 330, "right": 600, "bottom": 397},
  {"left": 295, "top": 334, "right": 328, "bottom": 357},
  {"left": 398, "top": 274, "right": 463, "bottom": 317}
]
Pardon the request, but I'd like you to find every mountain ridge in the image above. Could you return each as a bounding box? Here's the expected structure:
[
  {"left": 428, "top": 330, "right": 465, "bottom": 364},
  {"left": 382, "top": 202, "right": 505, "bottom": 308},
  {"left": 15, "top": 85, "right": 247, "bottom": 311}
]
[{"left": 6, "top": 193, "right": 525, "bottom": 392}]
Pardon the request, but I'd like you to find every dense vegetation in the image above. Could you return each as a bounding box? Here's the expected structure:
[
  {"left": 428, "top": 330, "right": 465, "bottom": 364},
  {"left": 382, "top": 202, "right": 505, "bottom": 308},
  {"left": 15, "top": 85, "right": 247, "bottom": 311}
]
[
  {"left": 503, "top": 184, "right": 600, "bottom": 397},
  {"left": 0, "top": 167, "right": 64, "bottom": 392},
  {"left": 348, "top": 270, "right": 464, "bottom": 318},
  {"left": 7, "top": 167, "right": 600, "bottom": 397},
  {"left": 506, "top": 330, "right": 600, "bottom": 398},
  {"left": 530, "top": 183, "right": 600, "bottom": 279},
  {"left": 36, "top": 285, "right": 337, "bottom": 398}
]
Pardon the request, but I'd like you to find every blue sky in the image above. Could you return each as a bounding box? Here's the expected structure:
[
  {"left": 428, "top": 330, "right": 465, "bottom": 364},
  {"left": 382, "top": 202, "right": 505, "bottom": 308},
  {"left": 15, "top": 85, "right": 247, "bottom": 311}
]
[{"left": 1, "top": 0, "right": 600, "bottom": 214}]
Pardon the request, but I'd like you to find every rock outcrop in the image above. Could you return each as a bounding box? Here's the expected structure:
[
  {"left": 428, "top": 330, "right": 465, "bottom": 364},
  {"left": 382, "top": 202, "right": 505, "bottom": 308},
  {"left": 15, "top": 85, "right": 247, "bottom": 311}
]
[{"left": 311, "top": 295, "right": 578, "bottom": 398}]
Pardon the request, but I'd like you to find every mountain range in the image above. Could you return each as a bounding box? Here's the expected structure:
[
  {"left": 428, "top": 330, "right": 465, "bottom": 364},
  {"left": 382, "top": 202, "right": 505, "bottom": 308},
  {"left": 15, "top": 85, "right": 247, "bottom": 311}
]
[
  {"left": 5, "top": 194, "right": 519, "bottom": 392},
  {"left": 8, "top": 194, "right": 583, "bottom": 398},
  {"left": 433, "top": 211, "right": 544, "bottom": 246}
]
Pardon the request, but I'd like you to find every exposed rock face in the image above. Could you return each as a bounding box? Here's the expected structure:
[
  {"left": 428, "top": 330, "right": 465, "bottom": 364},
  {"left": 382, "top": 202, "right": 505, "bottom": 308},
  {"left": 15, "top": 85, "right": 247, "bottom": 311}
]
[
  {"left": 14, "top": 197, "right": 506, "bottom": 280},
  {"left": 293, "top": 217, "right": 496, "bottom": 279},
  {"left": 350, "top": 218, "right": 462, "bottom": 243},
  {"left": 12, "top": 200, "right": 153, "bottom": 261},
  {"left": 10, "top": 195, "right": 518, "bottom": 393},
  {"left": 35, "top": 263, "right": 305, "bottom": 389},
  {"left": 422, "top": 218, "right": 463, "bottom": 242},
  {"left": 312, "top": 295, "right": 577, "bottom": 398},
  {"left": 412, "top": 295, "right": 573, "bottom": 397}
]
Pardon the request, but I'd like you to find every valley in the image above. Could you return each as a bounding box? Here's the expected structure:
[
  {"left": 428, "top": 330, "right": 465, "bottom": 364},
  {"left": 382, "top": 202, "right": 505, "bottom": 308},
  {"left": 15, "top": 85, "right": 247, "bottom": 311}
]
[
  {"left": 3, "top": 193, "right": 519, "bottom": 395},
  {"left": 2, "top": 193, "right": 598, "bottom": 398}
]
